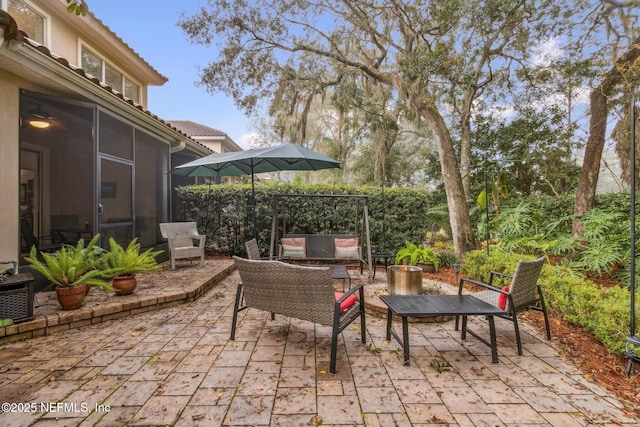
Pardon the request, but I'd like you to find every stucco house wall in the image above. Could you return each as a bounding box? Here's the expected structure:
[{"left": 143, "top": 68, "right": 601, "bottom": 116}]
[
  {"left": 0, "top": 69, "right": 21, "bottom": 263},
  {"left": 0, "top": 1, "right": 211, "bottom": 271}
]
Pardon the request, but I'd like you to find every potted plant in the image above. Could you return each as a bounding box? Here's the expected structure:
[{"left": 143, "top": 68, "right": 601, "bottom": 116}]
[
  {"left": 102, "top": 237, "right": 163, "bottom": 295},
  {"left": 25, "top": 235, "right": 114, "bottom": 310},
  {"left": 394, "top": 241, "right": 440, "bottom": 273}
]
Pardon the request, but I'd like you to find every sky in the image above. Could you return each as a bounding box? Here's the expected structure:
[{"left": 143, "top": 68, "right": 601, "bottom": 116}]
[{"left": 86, "top": 0, "right": 256, "bottom": 148}]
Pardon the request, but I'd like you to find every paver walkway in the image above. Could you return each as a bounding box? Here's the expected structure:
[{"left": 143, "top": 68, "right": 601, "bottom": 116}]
[{"left": 0, "top": 261, "right": 637, "bottom": 426}]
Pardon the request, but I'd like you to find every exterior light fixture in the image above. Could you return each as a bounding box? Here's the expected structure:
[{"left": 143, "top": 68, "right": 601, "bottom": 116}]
[{"left": 27, "top": 105, "right": 52, "bottom": 129}]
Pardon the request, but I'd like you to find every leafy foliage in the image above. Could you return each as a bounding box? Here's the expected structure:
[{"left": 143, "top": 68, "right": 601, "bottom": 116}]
[
  {"left": 471, "top": 108, "right": 579, "bottom": 198},
  {"left": 102, "top": 237, "right": 163, "bottom": 277},
  {"left": 65, "top": 0, "right": 88, "bottom": 16},
  {"left": 540, "top": 270, "right": 634, "bottom": 355},
  {"left": 394, "top": 241, "right": 439, "bottom": 271},
  {"left": 460, "top": 249, "right": 537, "bottom": 284},
  {"left": 572, "top": 209, "right": 636, "bottom": 277},
  {"left": 25, "top": 235, "right": 114, "bottom": 290},
  {"left": 176, "top": 182, "right": 433, "bottom": 256}
]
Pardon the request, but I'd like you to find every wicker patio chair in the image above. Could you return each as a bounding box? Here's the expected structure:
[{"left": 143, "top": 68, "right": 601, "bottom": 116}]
[
  {"left": 245, "top": 238, "right": 289, "bottom": 261},
  {"left": 245, "top": 238, "right": 262, "bottom": 260},
  {"left": 159, "top": 222, "right": 205, "bottom": 270},
  {"left": 457, "top": 257, "right": 551, "bottom": 355},
  {"left": 231, "top": 256, "right": 366, "bottom": 374}
]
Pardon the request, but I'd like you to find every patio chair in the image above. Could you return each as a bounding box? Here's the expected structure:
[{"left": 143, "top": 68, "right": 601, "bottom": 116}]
[
  {"left": 231, "top": 256, "right": 366, "bottom": 374},
  {"left": 20, "top": 218, "right": 60, "bottom": 253},
  {"left": 457, "top": 257, "right": 551, "bottom": 355},
  {"left": 159, "top": 222, "right": 205, "bottom": 270},
  {"left": 245, "top": 238, "right": 266, "bottom": 260},
  {"left": 245, "top": 238, "right": 289, "bottom": 261}
]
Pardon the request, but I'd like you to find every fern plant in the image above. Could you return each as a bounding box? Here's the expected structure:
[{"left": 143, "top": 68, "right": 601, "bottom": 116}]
[
  {"left": 25, "top": 234, "right": 114, "bottom": 290},
  {"left": 102, "top": 237, "right": 163, "bottom": 277}
]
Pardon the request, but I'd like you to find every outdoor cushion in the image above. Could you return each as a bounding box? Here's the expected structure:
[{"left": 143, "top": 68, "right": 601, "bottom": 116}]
[
  {"left": 281, "top": 237, "right": 306, "bottom": 258},
  {"left": 334, "top": 291, "right": 358, "bottom": 314},
  {"left": 334, "top": 238, "right": 359, "bottom": 259},
  {"left": 498, "top": 286, "right": 510, "bottom": 310}
]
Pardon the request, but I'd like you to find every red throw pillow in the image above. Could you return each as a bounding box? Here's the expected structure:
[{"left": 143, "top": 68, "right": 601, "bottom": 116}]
[
  {"left": 335, "top": 292, "right": 358, "bottom": 314},
  {"left": 498, "top": 286, "right": 510, "bottom": 310}
]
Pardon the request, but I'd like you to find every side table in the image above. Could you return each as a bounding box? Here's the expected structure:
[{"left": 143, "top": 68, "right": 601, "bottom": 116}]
[{"left": 371, "top": 252, "right": 394, "bottom": 280}]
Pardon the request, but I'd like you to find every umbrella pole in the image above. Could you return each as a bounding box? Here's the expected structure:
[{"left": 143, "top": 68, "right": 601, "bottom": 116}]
[
  {"left": 251, "top": 162, "right": 258, "bottom": 240},
  {"left": 204, "top": 179, "right": 212, "bottom": 237}
]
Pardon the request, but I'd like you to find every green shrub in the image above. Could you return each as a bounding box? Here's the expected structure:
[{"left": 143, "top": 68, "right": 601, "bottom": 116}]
[
  {"left": 460, "top": 249, "right": 535, "bottom": 283},
  {"left": 176, "top": 182, "right": 433, "bottom": 255},
  {"left": 541, "top": 267, "right": 634, "bottom": 355},
  {"left": 435, "top": 249, "right": 457, "bottom": 268}
]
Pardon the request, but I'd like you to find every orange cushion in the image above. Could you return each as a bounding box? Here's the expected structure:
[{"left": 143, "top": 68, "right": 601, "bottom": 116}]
[
  {"left": 335, "top": 292, "right": 358, "bottom": 314},
  {"left": 498, "top": 286, "right": 510, "bottom": 310}
]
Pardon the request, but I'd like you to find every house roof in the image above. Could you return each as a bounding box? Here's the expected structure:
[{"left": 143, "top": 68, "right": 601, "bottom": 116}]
[
  {"left": 169, "top": 120, "right": 228, "bottom": 138},
  {"left": 0, "top": 9, "right": 211, "bottom": 156},
  {"left": 85, "top": 11, "right": 167, "bottom": 85},
  {"left": 169, "top": 120, "right": 244, "bottom": 152}
]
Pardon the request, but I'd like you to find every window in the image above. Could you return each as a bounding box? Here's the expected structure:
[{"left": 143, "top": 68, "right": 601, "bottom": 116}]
[
  {"left": 5, "top": 0, "right": 46, "bottom": 45},
  {"left": 80, "top": 46, "right": 141, "bottom": 104},
  {"left": 124, "top": 77, "right": 139, "bottom": 103},
  {"left": 81, "top": 48, "right": 102, "bottom": 79},
  {"left": 104, "top": 62, "right": 122, "bottom": 90}
]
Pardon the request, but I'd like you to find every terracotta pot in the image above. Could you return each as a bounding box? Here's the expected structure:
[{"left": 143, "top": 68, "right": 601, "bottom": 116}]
[
  {"left": 387, "top": 265, "right": 423, "bottom": 295},
  {"left": 417, "top": 262, "right": 436, "bottom": 273},
  {"left": 112, "top": 275, "right": 137, "bottom": 295},
  {"left": 56, "top": 284, "right": 87, "bottom": 310}
]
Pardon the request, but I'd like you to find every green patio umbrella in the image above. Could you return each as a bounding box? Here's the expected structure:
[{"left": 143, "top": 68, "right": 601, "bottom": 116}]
[{"left": 171, "top": 143, "right": 341, "bottom": 237}]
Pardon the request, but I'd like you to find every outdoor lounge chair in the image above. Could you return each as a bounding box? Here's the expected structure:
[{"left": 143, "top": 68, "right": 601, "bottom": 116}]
[
  {"left": 457, "top": 257, "right": 551, "bottom": 355},
  {"left": 245, "top": 238, "right": 289, "bottom": 261},
  {"left": 245, "top": 238, "right": 262, "bottom": 260},
  {"left": 159, "top": 222, "right": 205, "bottom": 270},
  {"left": 231, "top": 256, "right": 366, "bottom": 373}
]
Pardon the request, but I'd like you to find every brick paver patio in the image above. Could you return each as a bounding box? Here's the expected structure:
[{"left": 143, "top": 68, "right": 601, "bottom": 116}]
[{"left": 0, "top": 259, "right": 637, "bottom": 426}]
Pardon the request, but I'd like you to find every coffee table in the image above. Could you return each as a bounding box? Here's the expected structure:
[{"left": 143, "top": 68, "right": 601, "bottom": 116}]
[{"left": 379, "top": 294, "right": 505, "bottom": 365}]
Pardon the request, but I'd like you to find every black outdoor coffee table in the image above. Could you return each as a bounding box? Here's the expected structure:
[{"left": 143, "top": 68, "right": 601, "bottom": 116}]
[{"left": 379, "top": 294, "right": 505, "bottom": 365}]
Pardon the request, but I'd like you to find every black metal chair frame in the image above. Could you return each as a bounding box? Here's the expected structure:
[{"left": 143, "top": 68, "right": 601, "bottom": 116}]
[{"left": 457, "top": 257, "right": 551, "bottom": 355}]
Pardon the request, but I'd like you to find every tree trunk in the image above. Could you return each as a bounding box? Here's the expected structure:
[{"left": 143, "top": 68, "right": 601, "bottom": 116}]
[
  {"left": 460, "top": 96, "right": 473, "bottom": 199},
  {"left": 424, "top": 109, "right": 475, "bottom": 257},
  {"left": 573, "top": 35, "right": 640, "bottom": 236}
]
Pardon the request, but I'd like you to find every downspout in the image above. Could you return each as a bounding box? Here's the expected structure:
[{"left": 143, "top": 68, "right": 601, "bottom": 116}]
[{"left": 170, "top": 140, "right": 186, "bottom": 153}]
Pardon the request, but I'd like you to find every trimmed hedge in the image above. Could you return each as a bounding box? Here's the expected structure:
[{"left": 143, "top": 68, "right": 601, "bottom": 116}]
[{"left": 175, "top": 182, "right": 436, "bottom": 255}]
